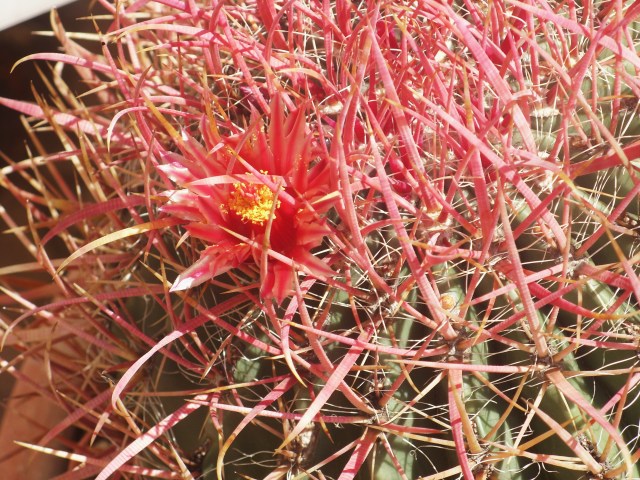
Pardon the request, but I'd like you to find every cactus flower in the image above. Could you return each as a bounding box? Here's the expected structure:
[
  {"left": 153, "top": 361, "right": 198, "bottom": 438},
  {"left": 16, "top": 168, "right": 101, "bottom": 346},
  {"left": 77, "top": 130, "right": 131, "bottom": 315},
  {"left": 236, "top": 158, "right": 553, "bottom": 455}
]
[{"left": 159, "top": 99, "right": 333, "bottom": 303}]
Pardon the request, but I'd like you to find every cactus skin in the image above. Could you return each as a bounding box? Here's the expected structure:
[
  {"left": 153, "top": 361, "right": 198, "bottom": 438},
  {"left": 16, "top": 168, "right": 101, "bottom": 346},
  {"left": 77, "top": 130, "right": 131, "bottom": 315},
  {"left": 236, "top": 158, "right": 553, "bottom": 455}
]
[{"left": 1, "top": 1, "right": 640, "bottom": 480}]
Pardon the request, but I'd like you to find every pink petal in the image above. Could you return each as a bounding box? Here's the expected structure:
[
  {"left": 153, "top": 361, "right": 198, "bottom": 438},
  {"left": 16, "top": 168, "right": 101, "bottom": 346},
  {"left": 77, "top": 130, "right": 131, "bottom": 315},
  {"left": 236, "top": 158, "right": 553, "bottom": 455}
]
[
  {"left": 171, "top": 246, "right": 249, "bottom": 291},
  {"left": 186, "top": 223, "right": 229, "bottom": 243},
  {"left": 295, "top": 216, "right": 331, "bottom": 247},
  {"left": 159, "top": 200, "right": 203, "bottom": 222},
  {"left": 261, "top": 261, "right": 294, "bottom": 304},
  {"left": 157, "top": 162, "right": 194, "bottom": 185},
  {"left": 179, "top": 130, "right": 210, "bottom": 165},
  {"left": 294, "top": 248, "right": 334, "bottom": 278},
  {"left": 171, "top": 255, "right": 219, "bottom": 291},
  {"left": 161, "top": 151, "right": 204, "bottom": 179},
  {"left": 161, "top": 189, "right": 199, "bottom": 207}
]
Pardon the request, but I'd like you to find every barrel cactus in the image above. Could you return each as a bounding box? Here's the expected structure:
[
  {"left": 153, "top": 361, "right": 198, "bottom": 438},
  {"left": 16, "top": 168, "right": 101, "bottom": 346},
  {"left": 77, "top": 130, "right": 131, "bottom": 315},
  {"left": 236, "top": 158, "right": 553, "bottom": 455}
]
[{"left": 1, "top": 0, "right": 639, "bottom": 479}]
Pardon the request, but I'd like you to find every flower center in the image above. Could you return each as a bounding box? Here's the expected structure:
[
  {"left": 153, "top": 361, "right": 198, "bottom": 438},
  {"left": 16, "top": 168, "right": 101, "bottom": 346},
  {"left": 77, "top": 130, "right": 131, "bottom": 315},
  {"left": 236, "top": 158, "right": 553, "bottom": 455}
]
[{"left": 227, "top": 175, "right": 280, "bottom": 225}]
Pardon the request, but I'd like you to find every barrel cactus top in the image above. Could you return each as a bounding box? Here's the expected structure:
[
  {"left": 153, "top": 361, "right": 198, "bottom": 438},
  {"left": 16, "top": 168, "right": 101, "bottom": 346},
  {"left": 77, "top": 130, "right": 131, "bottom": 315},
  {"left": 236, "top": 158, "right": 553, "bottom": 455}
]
[{"left": 0, "top": 1, "right": 639, "bottom": 479}]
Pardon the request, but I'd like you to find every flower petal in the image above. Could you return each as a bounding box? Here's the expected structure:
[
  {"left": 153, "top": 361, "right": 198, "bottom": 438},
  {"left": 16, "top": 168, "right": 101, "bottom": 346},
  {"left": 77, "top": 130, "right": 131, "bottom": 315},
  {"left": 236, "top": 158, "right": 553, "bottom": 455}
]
[
  {"left": 157, "top": 161, "right": 194, "bottom": 185},
  {"left": 186, "top": 223, "right": 229, "bottom": 243},
  {"left": 261, "top": 261, "right": 294, "bottom": 304},
  {"left": 295, "top": 215, "right": 331, "bottom": 247},
  {"left": 170, "top": 254, "right": 218, "bottom": 291},
  {"left": 171, "top": 246, "right": 250, "bottom": 291},
  {"left": 293, "top": 248, "right": 334, "bottom": 279}
]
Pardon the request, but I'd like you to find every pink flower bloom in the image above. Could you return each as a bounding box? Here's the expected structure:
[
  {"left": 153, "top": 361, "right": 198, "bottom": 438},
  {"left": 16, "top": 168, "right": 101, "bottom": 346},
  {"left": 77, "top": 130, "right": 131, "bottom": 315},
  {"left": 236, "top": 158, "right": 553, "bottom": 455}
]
[{"left": 159, "top": 98, "right": 333, "bottom": 303}]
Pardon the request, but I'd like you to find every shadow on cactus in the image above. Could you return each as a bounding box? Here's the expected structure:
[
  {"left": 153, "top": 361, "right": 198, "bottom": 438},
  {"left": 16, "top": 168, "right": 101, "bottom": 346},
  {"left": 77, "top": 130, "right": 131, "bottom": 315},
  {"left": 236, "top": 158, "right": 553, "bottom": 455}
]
[{"left": 1, "top": 1, "right": 640, "bottom": 479}]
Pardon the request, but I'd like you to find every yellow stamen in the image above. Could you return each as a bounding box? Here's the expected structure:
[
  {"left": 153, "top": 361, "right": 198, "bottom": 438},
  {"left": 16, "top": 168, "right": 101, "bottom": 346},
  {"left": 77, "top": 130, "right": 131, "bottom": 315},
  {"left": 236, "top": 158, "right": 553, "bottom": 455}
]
[{"left": 227, "top": 174, "right": 280, "bottom": 225}]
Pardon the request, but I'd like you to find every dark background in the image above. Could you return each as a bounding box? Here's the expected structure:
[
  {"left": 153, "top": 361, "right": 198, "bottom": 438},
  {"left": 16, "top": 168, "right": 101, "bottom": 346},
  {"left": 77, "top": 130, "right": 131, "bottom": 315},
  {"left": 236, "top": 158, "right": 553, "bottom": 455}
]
[
  {"left": 0, "top": 0, "right": 88, "bottom": 445},
  {"left": 0, "top": 0, "right": 91, "bottom": 163}
]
